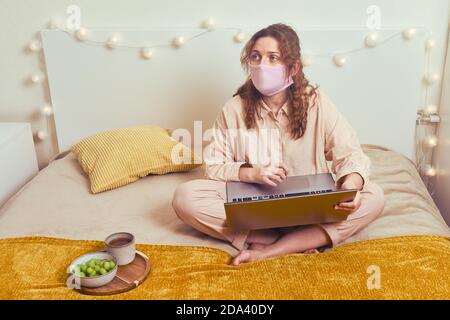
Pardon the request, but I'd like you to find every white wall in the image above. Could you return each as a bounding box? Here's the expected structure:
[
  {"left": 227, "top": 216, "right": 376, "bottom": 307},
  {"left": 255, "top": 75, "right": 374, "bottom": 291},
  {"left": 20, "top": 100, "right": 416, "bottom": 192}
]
[{"left": 0, "top": 0, "right": 449, "bottom": 169}]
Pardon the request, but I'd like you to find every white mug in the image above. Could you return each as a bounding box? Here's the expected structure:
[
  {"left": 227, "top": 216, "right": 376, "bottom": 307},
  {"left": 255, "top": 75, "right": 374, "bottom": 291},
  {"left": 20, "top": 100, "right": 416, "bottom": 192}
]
[{"left": 105, "top": 232, "right": 136, "bottom": 266}]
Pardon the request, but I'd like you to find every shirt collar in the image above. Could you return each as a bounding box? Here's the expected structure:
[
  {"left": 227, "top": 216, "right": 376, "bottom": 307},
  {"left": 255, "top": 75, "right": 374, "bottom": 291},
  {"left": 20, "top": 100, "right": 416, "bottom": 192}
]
[{"left": 260, "top": 98, "right": 290, "bottom": 118}]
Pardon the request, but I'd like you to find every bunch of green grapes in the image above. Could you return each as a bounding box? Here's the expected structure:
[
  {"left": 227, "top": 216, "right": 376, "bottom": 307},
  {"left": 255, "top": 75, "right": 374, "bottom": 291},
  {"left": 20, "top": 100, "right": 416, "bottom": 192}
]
[{"left": 73, "top": 258, "right": 116, "bottom": 277}]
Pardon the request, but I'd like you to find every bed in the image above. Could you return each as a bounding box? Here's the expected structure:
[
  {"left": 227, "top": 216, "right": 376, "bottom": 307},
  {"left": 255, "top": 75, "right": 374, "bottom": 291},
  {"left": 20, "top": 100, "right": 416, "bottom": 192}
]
[{"left": 1, "top": 144, "right": 448, "bottom": 255}]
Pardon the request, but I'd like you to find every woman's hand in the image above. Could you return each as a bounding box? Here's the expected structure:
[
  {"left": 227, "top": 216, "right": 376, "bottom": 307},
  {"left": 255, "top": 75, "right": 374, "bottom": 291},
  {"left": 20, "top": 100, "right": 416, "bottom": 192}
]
[
  {"left": 239, "top": 163, "right": 289, "bottom": 187},
  {"left": 334, "top": 173, "right": 363, "bottom": 212},
  {"left": 334, "top": 190, "right": 361, "bottom": 212}
]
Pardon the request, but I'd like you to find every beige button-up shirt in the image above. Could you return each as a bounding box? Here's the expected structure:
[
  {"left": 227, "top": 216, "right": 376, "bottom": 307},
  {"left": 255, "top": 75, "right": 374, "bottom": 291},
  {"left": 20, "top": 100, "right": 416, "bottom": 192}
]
[{"left": 203, "top": 90, "right": 371, "bottom": 188}]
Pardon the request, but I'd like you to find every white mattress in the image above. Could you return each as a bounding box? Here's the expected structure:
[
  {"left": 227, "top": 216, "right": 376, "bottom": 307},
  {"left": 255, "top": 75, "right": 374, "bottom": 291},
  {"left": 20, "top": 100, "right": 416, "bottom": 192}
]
[{"left": 0, "top": 144, "right": 448, "bottom": 255}]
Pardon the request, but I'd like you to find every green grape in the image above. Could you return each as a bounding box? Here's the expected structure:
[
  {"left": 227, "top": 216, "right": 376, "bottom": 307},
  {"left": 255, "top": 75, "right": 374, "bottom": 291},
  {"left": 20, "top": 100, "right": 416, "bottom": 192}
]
[
  {"left": 99, "top": 268, "right": 107, "bottom": 275},
  {"left": 90, "top": 270, "right": 97, "bottom": 277},
  {"left": 79, "top": 272, "right": 86, "bottom": 277},
  {"left": 86, "top": 267, "right": 94, "bottom": 274},
  {"left": 80, "top": 265, "right": 88, "bottom": 273},
  {"left": 94, "top": 265, "right": 101, "bottom": 272},
  {"left": 87, "top": 260, "right": 96, "bottom": 268},
  {"left": 109, "top": 261, "right": 116, "bottom": 269},
  {"left": 103, "top": 261, "right": 110, "bottom": 270}
]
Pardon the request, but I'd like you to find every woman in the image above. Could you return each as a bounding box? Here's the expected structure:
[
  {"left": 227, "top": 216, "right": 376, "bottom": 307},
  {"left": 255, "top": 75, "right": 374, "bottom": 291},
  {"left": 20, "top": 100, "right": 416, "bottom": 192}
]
[{"left": 172, "top": 23, "right": 386, "bottom": 266}]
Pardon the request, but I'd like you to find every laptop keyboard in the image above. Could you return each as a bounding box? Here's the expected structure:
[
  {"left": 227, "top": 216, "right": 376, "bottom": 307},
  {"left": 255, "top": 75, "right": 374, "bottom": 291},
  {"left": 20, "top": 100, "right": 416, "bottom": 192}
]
[{"left": 231, "top": 189, "right": 333, "bottom": 202}]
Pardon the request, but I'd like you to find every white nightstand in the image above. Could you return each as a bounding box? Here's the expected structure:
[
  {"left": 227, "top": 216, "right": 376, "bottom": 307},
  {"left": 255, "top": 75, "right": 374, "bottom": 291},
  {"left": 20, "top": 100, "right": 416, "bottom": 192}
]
[{"left": 0, "top": 122, "right": 39, "bottom": 207}]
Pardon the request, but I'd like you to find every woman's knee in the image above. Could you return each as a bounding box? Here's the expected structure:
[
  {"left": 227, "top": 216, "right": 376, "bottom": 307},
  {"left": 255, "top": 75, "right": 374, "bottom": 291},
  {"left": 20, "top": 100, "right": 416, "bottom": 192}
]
[
  {"left": 331, "top": 182, "right": 386, "bottom": 244},
  {"left": 172, "top": 179, "right": 202, "bottom": 223},
  {"left": 365, "top": 182, "right": 386, "bottom": 215}
]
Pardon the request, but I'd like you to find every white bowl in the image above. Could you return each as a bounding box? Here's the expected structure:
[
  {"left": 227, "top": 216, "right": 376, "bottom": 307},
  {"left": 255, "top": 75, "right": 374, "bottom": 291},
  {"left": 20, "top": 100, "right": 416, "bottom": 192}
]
[{"left": 67, "top": 251, "right": 118, "bottom": 288}]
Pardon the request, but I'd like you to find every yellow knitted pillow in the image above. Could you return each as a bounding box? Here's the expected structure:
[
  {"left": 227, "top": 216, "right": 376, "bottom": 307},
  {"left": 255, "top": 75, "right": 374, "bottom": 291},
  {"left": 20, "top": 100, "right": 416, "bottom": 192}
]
[{"left": 71, "top": 125, "right": 201, "bottom": 194}]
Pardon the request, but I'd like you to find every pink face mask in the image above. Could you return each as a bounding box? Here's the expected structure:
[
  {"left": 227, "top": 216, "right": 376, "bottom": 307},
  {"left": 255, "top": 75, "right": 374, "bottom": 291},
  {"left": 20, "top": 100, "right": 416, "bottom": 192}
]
[{"left": 248, "top": 63, "right": 294, "bottom": 96}]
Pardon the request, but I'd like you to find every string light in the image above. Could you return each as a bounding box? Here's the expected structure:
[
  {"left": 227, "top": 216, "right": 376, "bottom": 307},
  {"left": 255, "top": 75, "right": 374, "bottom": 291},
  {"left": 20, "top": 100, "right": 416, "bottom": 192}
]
[
  {"left": 28, "top": 40, "right": 42, "bottom": 52},
  {"left": 423, "top": 134, "right": 438, "bottom": 148},
  {"left": 417, "top": 29, "right": 440, "bottom": 186},
  {"left": 201, "top": 18, "right": 216, "bottom": 31},
  {"left": 40, "top": 104, "right": 53, "bottom": 116},
  {"left": 425, "top": 38, "right": 436, "bottom": 50},
  {"left": 172, "top": 36, "right": 185, "bottom": 48},
  {"left": 46, "top": 21, "right": 429, "bottom": 69},
  {"left": 140, "top": 48, "right": 154, "bottom": 60},
  {"left": 75, "top": 27, "right": 89, "bottom": 41},
  {"left": 30, "top": 74, "right": 45, "bottom": 84},
  {"left": 424, "top": 73, "right": 440, "bottom": 85},
  {"left": 333, "top": 55, "right": 347, "bottom": 67},
  {"left": 48, "top": 17, "right": 64, "bottom": 29},
  {"left": 364, "top": 32, "right": 378, "bottom": 48},
  {"left": 36, "top": 130, "right": 48, "bottom": 141},
  {"left": 424, "top": 165, "right": 437, "bottom": 177},
  {"left": 425, "top": 104, "right": 438, "bottom": 114},
  {"left": 402, "top": 28, "right": 416, "bottom": 40},
  {"left": 301, "top": 55, "right": 313, "bottom": 67},
  {"left": 234, "top": 31, "right": 246, "bottom": 43},
  {"left": 106, "top": 34, "right": 120, "bottom": 49}
]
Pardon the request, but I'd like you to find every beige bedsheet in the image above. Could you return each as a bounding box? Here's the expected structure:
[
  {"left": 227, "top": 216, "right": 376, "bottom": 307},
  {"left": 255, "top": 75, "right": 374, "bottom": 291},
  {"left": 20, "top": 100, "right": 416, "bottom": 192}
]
[{"left": 0, "top": 144, "right": 448, "bottom": 255}]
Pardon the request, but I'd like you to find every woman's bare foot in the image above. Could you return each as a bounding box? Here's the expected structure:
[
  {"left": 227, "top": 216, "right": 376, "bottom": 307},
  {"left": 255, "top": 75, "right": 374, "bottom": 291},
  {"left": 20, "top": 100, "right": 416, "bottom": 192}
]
[
  {"left": 230, "top": 249, "right": 266, "bottom": 266},
  {"left": 230, "top": 246, "right": 321, "bottom": 265},
  {"left": 303, "top": 248, "right": 320, "bottom": 254}
]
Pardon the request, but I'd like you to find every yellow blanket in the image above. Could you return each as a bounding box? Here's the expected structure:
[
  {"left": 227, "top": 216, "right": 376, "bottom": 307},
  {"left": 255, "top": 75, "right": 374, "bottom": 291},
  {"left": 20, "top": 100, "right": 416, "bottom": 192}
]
[{"left": 1, "top": 235, "right": 449, "bottom": 299}]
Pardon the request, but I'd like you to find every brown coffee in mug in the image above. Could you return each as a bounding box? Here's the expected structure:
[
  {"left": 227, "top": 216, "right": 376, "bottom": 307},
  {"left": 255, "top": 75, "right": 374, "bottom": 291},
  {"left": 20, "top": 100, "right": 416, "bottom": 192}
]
[
  {"left": 108, "top": 237, "right": 131, "bottom": 247},
  {"left": 105, "top": 232, "right": 136, "bottom": 265}
]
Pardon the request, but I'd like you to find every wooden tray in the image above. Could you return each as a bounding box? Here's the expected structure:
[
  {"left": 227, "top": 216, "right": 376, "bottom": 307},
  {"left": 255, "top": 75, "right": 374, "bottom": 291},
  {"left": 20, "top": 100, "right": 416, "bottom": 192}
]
[{"left": 77, "top": 251, "right": 151, "bottom": 296}]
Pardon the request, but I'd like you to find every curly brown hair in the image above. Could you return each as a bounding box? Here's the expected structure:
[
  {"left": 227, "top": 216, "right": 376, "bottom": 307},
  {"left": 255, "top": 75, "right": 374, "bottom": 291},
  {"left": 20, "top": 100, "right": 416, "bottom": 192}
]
[{"left": 233, "top": 23, "right": 318, "bottom": 140}]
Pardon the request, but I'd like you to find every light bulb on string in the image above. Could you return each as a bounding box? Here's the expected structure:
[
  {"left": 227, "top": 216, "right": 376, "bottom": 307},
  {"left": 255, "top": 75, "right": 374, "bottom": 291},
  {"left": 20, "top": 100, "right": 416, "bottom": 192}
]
[
  {"left": 172, "top": 36, "right": 185, "bottom": 48},
  {"left": 333, "top": 55, "right": 347, "bottom": 67},
  {"left": 424, "top": 73, "right": 439, "bottom": 85},
  {"left": 425, "top": 38, "right": 436, "bottom": 50},
  {"left": 140, "top": 48, "right": 154, "bottom": 60},
  {"left": 424, "top": 165, "right": 437, "bottom": 177},
  {"left": 234, "top": 31, "right": 245, "bottom": 43},
  {"left": 30, "top": 74, "right": 45, "bottom": 84},
  {"left": 301, "top": 55, "right": 313, "bottom": 67},
  {"left": 423, "top": 135, "right": 438, "bottom": 148},
  {"left": 36, "top": 130, "right": 48, "bottom": 141},
  {"left": 364, "top": 32, "right": 378, "bottom": 48},
  {"left": 106, "top": 34, "right": 120, "bottom": 49},
  {"left": 75, "top": 27, "right": 89, "bottom": 41},
  {"left": 425, "top": 104, "right": 438, "bottom": 115},
  {"left": 48, "top": 17, "right": 64, "bottom": 29},
  {"left": 28, "top": 40, "right": 42, "bottom": 52},
  {"left": 201, "top": 18, "right": 216, "bottom": 31},
  {"left": 402, "top": 28, "right": 416, "bottom": 40},
  {"left": 40, "top": 104, "right": 53, "bottom": 116}
]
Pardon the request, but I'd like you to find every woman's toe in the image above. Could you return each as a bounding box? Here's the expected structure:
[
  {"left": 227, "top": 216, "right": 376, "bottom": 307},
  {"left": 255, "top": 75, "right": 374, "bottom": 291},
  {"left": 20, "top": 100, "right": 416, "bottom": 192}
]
[
  {"left": 230, "top": 250, "right": 252, "bottom": 266},
  {"left": 303, "top": 248, "right": 320, "bottom": 254}
]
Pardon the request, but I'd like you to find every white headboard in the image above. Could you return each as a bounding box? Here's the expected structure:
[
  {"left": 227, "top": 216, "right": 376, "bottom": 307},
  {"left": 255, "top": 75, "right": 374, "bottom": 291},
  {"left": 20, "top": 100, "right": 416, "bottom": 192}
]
[{"left": 41, "top": 27, "right": 426, "bottom": 160}]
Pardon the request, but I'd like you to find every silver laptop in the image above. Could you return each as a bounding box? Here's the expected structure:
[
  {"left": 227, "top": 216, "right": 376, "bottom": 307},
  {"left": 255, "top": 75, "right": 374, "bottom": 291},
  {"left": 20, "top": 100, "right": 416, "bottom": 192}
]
[{"left": 224, "top": 173, "right": 357, "bottom": 230}]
